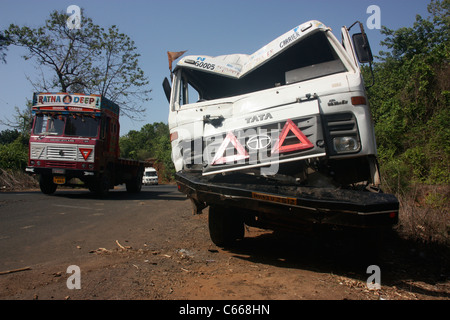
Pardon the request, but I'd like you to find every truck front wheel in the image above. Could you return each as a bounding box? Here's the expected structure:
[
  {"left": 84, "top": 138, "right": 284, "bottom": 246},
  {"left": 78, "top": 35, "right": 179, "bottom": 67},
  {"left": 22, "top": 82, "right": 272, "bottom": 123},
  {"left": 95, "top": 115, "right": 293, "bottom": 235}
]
[
  {"left": 208, "top": 205, "right": 244, "bottom": 247},
  {"left": 39, "top": 174, "right": 57, "bottom": 195},
  {"left": 89, "top": 171, "right": 110, "bottom": 197}
]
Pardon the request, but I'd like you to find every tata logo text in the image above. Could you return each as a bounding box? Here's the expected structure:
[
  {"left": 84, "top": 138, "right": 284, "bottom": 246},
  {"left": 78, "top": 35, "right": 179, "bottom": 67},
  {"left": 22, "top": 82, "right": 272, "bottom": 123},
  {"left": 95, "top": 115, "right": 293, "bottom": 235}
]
[{"left": 245, "top": 113, "right": 273, "bottom": 124}]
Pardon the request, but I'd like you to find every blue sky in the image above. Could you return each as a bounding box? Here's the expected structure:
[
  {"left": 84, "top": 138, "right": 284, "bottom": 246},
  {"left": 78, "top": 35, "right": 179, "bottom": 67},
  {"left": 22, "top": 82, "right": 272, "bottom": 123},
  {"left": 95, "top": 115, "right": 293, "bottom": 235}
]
[{"left": 0, "top": 0, "right": 431, "bottom": 136}]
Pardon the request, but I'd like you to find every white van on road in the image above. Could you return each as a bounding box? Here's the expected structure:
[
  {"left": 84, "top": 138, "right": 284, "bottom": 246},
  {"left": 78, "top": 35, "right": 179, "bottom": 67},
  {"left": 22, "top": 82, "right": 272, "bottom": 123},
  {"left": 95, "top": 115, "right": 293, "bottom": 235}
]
[{"left": 142, "top": 167, "right": 158, "bottom": 185}]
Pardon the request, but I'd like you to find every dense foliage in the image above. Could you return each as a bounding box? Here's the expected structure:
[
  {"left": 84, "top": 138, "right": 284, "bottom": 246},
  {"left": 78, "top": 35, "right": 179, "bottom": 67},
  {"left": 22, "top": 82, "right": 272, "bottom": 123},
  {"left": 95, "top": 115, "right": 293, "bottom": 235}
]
[
  {"left": 119, "top": 122, "right": 175, "bottom": 182},
  {"left": 0, "top": 130, "right": 28, "bottom": 170},
  {"left": 364, "top": 0, "right": 449, "bottom": 192}
]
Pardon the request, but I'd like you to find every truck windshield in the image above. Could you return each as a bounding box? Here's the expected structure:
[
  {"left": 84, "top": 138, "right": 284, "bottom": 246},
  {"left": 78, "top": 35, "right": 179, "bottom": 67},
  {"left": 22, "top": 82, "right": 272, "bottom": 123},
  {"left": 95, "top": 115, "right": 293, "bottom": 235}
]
[
  {"left": 33, "top": 114, "right": 99, "bottom": 137},
  {"left": 33, "top": 114, "right": 65, "bottom": 136},
  {"left": 178, "top": 30, "right": 346, "bottom": 103},
  {"left": 65, "top": 116, "right": 99, "bottom": 137},
  {"left": 145, "top": 171, "right": 157, "bottom": 177}
]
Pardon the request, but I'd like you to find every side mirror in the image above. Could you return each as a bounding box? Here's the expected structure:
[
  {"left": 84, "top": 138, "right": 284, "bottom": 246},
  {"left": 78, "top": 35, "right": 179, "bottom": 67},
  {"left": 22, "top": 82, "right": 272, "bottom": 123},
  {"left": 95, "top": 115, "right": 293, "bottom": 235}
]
[
  {"left": 352, "top": 33, "right": 373, "bottom": 63},
  {"left": 162, "top": 77, "right": 171, "bottom": 103}
]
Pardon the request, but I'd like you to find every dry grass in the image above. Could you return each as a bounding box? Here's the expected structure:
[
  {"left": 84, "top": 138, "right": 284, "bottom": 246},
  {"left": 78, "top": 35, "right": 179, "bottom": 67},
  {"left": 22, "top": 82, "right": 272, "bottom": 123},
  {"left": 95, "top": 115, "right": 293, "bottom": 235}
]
[{"left": 395, "top": 184, "right": 450, "bottom": 246}]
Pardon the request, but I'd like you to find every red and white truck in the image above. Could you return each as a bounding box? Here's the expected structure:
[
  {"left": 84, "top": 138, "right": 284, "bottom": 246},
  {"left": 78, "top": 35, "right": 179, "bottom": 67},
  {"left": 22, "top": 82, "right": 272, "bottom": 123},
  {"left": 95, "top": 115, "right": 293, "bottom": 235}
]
[{"left": 26, "top": 92, "right": 146, "bottom": 196}]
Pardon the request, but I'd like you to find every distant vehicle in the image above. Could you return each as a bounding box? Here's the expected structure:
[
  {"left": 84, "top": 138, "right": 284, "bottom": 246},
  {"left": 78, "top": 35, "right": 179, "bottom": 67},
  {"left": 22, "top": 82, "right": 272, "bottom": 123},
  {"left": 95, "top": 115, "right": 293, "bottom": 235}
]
[
  {"left": 165, "top": 20, "right": 399, "bottom": 247},
  {"left": 26, "top": 92, "right": 147, "bottom": 196},
  {"left": 143, "top": 167, "right": 158, "bottom": 185}
]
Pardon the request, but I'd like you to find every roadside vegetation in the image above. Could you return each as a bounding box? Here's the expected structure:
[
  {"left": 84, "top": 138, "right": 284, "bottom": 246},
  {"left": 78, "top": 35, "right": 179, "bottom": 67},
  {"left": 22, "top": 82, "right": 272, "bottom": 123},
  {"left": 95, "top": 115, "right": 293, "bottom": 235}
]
[
  {"left": 362, "top": 0, "right": 449, "bottom": 246},
  {"left": 0, "top": 1, "right": 448, "bottom": 245},
  {"left": 119, "top": 122, "right": 175, "bottom": 183}
]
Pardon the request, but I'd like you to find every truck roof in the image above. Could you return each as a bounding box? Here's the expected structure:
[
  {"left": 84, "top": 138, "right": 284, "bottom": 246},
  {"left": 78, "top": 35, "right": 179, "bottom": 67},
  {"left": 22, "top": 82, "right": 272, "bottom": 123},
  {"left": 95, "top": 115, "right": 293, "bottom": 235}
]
[
  {"left": 32, "top": 92, "right": 120, "bottom": 117},
  {"left": 174, "top": 20, "right": 329, "bottom": 78}
]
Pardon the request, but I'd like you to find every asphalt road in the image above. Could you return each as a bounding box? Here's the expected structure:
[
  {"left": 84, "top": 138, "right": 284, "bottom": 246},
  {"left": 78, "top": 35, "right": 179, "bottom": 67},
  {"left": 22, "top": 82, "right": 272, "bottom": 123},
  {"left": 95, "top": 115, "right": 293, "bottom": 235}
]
[{"left": 0, "top": 185, "right": 186, "bottom": 271}]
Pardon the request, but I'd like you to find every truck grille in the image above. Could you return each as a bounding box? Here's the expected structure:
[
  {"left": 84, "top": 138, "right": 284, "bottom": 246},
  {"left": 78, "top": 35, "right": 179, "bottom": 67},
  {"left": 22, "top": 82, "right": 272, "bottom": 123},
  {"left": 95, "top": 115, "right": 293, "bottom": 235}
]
[
  {"left": 30, "top": 143, "right": 95, "bottom": 162},
  {"left": 47, "top": 145, "right": 77, "bottom": 161},
  {"left": 204, "top": 116, "right": 320, "bottom": 159},
  {"left": 201, "top": 114, "right": 325, "bottom": 174}
]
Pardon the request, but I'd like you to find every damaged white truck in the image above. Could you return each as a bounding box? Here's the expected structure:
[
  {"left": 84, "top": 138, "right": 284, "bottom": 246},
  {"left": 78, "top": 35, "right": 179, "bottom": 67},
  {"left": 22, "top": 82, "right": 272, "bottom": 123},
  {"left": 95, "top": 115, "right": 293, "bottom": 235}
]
[{"left": 164, "top": 20, "right": 399, "bottom": 247}]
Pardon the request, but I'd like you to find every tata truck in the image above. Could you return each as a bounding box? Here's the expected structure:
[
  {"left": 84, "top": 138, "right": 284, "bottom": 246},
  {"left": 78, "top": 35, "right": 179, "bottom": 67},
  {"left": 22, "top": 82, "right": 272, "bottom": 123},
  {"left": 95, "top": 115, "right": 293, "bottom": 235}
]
[
  {"left": 164, "top": 21, "right": 399, "bottom": 246},
  {"left": 26, "top": 92, "right": 146, "bottom": 196}
]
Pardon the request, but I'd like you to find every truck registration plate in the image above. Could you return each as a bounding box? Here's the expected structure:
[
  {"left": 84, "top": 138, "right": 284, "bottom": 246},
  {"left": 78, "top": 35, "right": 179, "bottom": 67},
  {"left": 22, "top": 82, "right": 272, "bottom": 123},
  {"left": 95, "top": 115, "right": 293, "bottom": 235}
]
[
  {"left": 53, "top": 176, "right": 66, "bottom": 185},
  {"left": 252, "top": 192, "right": 297, "bottom": 205}
]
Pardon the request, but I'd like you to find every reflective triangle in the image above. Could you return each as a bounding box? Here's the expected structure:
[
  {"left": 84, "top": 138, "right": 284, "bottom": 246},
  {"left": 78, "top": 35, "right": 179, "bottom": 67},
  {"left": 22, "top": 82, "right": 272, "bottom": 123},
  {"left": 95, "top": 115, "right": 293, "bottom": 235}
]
[
  {"left": 271, "top": 119, "right": 314, "bottom": 154},
  {"left": 79, "top": 148, "right": 93, "bottom": 161},
  {"left": 211, "top": 132, "right": 249, "bottom": 165}
]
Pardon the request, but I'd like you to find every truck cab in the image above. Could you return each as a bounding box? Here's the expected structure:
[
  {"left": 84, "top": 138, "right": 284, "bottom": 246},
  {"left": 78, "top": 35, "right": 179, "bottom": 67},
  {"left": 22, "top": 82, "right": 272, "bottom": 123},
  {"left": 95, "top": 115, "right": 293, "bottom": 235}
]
[
  {"left": 167, "top": 20, "right": 379, "bottom": 190},
  {"left": 26, "top": 93, "right": 144, "bottom": 195}
]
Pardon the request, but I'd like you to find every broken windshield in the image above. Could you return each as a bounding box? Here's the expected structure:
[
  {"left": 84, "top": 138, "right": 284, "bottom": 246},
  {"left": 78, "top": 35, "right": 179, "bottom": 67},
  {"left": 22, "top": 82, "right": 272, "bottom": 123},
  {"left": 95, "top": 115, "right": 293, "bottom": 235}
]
[
  {"left": 33, "top": 114, "right": 99, "bottom": 137},
  {"left": 178, "top": 30, "right": 346, "bottom": 103}
]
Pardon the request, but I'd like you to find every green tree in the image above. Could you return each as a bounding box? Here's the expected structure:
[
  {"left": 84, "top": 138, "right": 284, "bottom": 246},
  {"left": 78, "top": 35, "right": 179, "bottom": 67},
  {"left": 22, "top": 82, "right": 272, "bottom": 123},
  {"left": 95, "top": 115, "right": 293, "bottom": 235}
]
[
  {"left": 0, "top": 31, "right": 8, "bottom": 63},
  {"left": 0, "top": 129, "right": 20, "bottom": 145},
  {"left": 119, "top": 122, "right": 175, "bottom": 181},
  {"left": 0, "top": 137, "right": 28, "bottom": 170},
  {"left": 5, "top": 9, "right": 150, "bottom": 119},
  {"left": 366, "top": 0, "right": 449, "bottom": 188}
]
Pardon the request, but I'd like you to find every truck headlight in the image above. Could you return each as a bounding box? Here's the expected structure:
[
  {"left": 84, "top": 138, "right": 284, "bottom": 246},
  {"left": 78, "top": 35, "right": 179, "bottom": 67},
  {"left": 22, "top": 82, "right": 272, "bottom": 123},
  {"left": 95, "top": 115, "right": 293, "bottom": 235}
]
[{"left": 333, "top": 137, "right": 359, "bottom": 152}]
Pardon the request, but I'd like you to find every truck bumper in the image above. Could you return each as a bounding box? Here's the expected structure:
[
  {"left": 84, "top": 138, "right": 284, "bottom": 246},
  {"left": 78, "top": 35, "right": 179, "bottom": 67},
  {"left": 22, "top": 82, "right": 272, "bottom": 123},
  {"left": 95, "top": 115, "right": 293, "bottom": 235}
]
[
  {"left": 26, "top": 166, "right": 95, "bottom": 180},
  {"left": 176, "top": 171, "right": 399, "bottom": 229}
]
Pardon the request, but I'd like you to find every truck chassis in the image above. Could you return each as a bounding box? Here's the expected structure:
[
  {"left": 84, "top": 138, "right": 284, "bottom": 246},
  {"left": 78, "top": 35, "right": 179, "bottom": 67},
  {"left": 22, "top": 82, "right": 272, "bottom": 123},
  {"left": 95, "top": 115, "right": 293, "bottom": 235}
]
[{"left": 177, "top": 171, "right": 399, "bottom": 246}]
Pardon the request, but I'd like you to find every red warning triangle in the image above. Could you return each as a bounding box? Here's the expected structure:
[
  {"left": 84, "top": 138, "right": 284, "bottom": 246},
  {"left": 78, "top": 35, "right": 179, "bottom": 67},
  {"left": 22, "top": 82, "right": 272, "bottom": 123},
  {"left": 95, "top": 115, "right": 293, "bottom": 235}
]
[
  {"left": 211, "top": 132, "right": 249, "bottom": 165},
  {"left": 79, "top": 148, "right": 93, "bottom": 161},
  {"left": 271, "top": 119, "right": 314, "bottom": 154}
]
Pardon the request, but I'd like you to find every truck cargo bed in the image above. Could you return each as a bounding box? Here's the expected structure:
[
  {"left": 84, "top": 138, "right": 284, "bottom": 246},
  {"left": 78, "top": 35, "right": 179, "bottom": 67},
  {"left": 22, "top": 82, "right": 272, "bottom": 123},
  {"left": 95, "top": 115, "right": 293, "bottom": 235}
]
[{"left": 176, "top": 171, "right": 399, "bottom": 229}]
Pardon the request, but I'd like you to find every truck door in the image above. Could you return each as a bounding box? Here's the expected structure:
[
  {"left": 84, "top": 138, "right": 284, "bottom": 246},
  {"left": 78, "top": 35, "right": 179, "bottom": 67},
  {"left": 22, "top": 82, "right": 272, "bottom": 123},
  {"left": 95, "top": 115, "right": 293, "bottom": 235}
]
[
  {"left": 168, "top": 70, "right": 207, "bottom": 172},
  {"left": 341, "top": 26, "right": 359, "bottom": 68},
  {"left": 341, "top": 22, "right": 374, "bottom": 67}
]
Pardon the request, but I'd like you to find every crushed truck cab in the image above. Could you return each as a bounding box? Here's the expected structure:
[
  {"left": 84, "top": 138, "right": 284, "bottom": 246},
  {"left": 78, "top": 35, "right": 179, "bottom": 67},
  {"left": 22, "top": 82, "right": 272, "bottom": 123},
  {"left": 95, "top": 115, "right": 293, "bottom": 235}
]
[{"left": 165, "top": 20, "right": 399, "bottom": 246}]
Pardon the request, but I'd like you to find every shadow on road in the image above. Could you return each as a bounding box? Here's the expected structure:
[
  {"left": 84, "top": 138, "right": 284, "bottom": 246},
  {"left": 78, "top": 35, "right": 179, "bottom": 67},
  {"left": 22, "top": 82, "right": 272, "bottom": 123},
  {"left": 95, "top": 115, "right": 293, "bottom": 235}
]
[
  {"left": 43, "top": 185, "right": 187, "bottom": 201},
  {"left": 1, "top": 185, "right": 186, "bottom": 201},
  {"left": 224, "top": 227, "right": 450, "bottom": 299}
]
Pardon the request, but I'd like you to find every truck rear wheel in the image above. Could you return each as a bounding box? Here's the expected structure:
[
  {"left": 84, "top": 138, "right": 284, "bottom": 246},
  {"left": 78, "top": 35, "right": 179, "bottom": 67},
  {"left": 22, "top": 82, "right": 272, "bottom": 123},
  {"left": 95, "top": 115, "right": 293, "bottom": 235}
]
[
  {"left": 39, "top": 174, "right": 57, "bottom": 195},
  {"left": 208, "top": 205, "right": 244, "bottom": 247},
  {"left": 126, "top": 171, "right": 143, "bottom": 193}
]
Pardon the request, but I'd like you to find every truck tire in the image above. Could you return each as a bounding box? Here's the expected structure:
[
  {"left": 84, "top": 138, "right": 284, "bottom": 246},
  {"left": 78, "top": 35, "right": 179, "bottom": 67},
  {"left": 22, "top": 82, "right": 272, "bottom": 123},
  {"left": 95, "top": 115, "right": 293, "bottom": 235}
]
[
  {"left": 126, "top": 171, "right": 143, "bottom": 193},
  {"left": 208, "top": 205, "right": 244, "bottom": 247},
  {"left": 39, "top": 174, "right": 57, "bottom": 195},
  {"left": 89, "top": 172, "right": 110, "bottom": 197}
]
